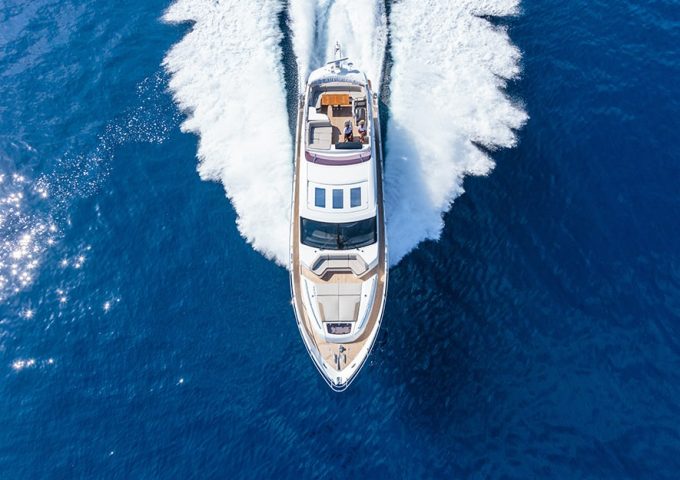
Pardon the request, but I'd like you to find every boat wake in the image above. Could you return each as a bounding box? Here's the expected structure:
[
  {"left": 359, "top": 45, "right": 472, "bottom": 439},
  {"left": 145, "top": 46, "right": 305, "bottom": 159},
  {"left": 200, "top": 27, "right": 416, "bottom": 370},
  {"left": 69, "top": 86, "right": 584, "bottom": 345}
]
[
  {"left": 163, "top": 0, "right": 293, "bottom": 263},
  {"left": 289, "top": 0, "right": 387, "bottom": 90},
  {"left": 384, "top": 0, "right": 528, "bottom": 261},
  {"left": 164, "top": 0, "right": 527, "bottom": 266}
]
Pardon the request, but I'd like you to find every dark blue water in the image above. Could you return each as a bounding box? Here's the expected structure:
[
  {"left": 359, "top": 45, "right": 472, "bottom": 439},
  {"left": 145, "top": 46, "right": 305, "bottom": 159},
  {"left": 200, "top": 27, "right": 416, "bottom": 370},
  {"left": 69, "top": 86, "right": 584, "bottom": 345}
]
[{"left": 2, "top": 0, "right": 679, "bottom": 478}]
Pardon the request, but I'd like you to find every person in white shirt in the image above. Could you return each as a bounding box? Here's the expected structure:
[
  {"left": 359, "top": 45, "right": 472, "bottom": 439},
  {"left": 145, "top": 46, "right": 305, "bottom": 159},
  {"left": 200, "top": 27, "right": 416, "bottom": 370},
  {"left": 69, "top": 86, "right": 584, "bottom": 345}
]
[
  {"left": 343, "top": 120, "right": 354, "bottom": 142},
  {"left": 357, "top": 119, "right": 367, "bottom": 143}
]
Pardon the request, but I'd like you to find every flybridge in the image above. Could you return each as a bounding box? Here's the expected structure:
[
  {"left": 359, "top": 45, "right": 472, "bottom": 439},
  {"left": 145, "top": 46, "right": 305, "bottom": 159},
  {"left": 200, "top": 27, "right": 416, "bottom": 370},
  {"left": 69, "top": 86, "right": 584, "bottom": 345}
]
[{"left": 305, "top": 81, "right": 371, "bottom": 154}]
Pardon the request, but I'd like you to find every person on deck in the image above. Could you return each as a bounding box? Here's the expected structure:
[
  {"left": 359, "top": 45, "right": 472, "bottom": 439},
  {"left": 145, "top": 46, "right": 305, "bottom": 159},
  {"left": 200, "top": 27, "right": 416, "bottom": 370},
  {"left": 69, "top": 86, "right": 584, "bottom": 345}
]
[
  {"left": 343, "top": 121, "right": 354, "bottom": 142},
  {"left": 357, "top": 120, "right": 367, "bottom": 143}
]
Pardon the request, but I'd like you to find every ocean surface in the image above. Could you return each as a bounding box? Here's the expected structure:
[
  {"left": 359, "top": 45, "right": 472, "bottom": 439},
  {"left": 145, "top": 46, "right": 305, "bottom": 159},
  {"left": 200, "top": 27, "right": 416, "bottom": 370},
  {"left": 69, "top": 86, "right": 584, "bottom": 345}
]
[{"left": 1, "top": 0, "right": 679, "bottom": 478}]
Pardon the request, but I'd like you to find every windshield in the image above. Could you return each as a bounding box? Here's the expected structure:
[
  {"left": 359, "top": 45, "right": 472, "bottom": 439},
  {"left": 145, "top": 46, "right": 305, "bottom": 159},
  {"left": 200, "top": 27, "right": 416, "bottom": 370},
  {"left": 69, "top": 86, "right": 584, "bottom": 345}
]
[{"left": 301, "top": 217, "right": 377, "bottom": 250}]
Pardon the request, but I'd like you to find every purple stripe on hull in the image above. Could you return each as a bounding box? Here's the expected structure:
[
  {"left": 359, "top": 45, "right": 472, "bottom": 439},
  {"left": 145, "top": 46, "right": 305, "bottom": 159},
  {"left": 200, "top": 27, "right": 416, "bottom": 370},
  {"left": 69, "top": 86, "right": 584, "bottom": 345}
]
[{"left": 305, "top": 151, "right": 371, "bottom": 166}]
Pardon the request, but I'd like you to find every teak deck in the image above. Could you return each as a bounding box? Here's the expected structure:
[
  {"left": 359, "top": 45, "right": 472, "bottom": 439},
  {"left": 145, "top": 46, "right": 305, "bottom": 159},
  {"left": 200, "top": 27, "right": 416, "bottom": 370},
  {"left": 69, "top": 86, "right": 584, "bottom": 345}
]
[
  {"left": 320, "top": 93, "right": 350, "bottom": 106},
  {"left": 325, "top": 105, "right": 368, "bottom": 145}
]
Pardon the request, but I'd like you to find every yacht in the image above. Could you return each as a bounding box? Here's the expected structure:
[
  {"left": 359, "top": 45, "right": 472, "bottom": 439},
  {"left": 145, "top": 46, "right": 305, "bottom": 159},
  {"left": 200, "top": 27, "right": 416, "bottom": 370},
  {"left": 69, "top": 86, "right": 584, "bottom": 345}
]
[{"left": 289, "top": 50, "right": 388, "bottom": 391}]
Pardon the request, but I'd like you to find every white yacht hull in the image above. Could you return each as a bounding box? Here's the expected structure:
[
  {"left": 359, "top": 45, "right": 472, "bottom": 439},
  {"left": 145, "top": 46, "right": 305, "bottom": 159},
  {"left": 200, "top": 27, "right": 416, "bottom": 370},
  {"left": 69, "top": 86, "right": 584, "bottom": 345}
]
[{"left": 289, "top": 64, "right": 388, "bottom": 391}]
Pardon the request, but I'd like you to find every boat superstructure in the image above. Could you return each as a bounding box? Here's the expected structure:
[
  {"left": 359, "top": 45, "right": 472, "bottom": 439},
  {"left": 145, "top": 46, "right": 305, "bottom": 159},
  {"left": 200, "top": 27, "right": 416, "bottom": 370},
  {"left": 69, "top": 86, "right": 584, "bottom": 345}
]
[{"left": 290, "top": 53, "right": 388, "bottom": 391}]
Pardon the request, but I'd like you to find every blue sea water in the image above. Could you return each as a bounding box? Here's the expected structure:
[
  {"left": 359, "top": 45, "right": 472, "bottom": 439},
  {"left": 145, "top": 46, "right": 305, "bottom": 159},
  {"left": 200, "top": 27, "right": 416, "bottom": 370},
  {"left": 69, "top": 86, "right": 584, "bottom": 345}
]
[{"left": 1, "top": 0, "right": 680, "bottom": 478}]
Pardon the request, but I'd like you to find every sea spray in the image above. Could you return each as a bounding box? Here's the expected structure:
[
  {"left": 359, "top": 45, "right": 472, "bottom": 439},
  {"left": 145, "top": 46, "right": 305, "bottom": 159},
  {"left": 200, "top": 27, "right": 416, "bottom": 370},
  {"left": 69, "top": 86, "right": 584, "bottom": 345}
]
[
  {"left": 164, "top": 0, "right": 526, "bottom": 268},
  {"left": 384, "top": 0, "right": 528, "bottom": 263},
  {"left": 289, "top": 0, "right": 387, "bottom": 90},
  {"left": 288, "top": 0, "right": 318, "bottom": 90},
  {"left": 163, "top": 0, "right": 293, "bottom": 265}
]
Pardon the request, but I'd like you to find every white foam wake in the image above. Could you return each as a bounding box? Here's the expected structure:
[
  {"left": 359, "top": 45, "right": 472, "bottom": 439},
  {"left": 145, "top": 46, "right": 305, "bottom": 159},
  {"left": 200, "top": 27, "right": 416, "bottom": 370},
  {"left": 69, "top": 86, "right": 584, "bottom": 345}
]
[
  {"left": 289, "top": 0, "right": 387, "bottom": 89},
  {"left": 164, "top": 0, "right": 526, "bottom": 268},
  {"left": 384, "top": 0, "right": 528, "bottom": 263},
  {"left": 163, "top": 0, "right": 293, "bottom": 264}
]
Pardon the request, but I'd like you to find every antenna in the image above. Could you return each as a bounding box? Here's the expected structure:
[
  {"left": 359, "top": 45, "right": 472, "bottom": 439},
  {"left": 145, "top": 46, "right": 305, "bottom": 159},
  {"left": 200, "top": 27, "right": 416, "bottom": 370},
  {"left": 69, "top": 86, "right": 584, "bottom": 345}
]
[{"left": 327, "top": 42, "right": 349, "bottom": 72}]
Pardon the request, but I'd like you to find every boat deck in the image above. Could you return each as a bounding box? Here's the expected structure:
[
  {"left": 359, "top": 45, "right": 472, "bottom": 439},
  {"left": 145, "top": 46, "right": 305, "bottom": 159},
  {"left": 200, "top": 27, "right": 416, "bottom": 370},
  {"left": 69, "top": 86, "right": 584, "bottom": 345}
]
[{"left": 324, "top": 105, "right": 368, "bottom": 145}]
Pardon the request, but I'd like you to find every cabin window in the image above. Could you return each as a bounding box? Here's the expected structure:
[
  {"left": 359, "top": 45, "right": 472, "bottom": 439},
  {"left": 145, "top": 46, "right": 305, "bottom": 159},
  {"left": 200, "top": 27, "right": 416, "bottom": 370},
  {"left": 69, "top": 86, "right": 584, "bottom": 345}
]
[
  {"left": 300, "top": 217, "right": 377, "bottom": 250},
  {"left": 350, "top": 187, "right": 361, "bottom": 208},
  {"left": 314, "top": 187, "right": 326, "bottom": 208},
  {"left": 332, "top": 189, "right": 343, "bottom": 209}
]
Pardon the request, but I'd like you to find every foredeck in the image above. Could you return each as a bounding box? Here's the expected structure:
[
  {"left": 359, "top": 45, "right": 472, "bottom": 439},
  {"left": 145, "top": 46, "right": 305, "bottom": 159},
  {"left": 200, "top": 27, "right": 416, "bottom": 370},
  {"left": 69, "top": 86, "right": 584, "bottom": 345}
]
[{"left": 291, "top": 91, "right": 387, "bottom": 389}]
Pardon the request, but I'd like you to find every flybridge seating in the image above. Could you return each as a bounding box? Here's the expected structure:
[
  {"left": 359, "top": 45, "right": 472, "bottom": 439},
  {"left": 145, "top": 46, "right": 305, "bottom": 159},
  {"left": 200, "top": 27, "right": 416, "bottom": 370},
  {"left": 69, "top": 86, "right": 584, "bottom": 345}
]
[{"left": 306, "top": 84, "right": 369, "bottom": 152}]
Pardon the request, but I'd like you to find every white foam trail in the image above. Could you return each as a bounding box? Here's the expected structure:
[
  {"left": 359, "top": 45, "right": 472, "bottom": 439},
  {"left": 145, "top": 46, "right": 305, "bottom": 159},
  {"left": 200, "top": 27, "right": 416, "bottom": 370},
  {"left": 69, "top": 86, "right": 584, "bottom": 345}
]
[
  {"left": 289, "top": 0, "right": 387, "bottom": 87},
  {"left": 385, "top": 0, "right": 528, "bottom": 263},
  {"left": 325, "top": 0, "right": 387, "bottom": 85},
  {"left": 164, "top": 0, "right": 525, "bottom": 268},
  {"left": 288, "top": 0, "right": 319, "bottom": 88},
  {"left": 163, "top": 0, "right": 293, "bottom": 264}
]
